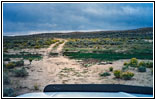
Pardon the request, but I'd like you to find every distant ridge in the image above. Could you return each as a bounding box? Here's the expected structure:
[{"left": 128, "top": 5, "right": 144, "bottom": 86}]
[
  {"left": 33, "top": 27, "right": 153, "bottom": 35},
  {"left": 4, "top": 27, "right": 153, "bottom": 39}
]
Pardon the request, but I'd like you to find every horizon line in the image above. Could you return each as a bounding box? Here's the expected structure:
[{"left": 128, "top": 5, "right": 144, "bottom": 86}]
[{"left": 3, "top": 27, "right": 153, "bottom": 37}]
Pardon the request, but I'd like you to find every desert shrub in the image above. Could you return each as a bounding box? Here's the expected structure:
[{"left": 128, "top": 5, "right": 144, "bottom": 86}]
[
  {"left": 14, "top": 67, "right": 28, "bottom": 77},
  {"left": 5, "top": 60, "right": 24, "bottom": 68},
  {"left": 3, "top": 63, "right": 6, "bottom": 68},
  {"left": 49, "top": 52, "right": 58, "bottom": 56},
  {"left": 122, "top": 66, "right": 129, "bottom": 71},
  {"left": 146, "top": 62, "right": 153, "bottom": 68},
  {"left": 138, "top": 61, "right": 146, "bottom": 67},
  {"left": 44, "top": 40, "right": 51, "bottom": 45},
  {"left": 33, "top": 83, "right": 39, "bottom": 90},
  {"left": 123, "top": 62, "right": 129, "bottom": 66},
  {"left": 4, "top": 53, "right": 42, "bottom": 60},
  {"left": 65, "top": 48, "right": 69, "bottom": 52},
  {"left": 3, "top": 88, "right": 15, "bottom": 97},
  {"left": 5, "top": 62, "right": 16, "bottom": 69},
  {"left": 60, "top": 67, "right": 74, "bottom": 73},
  {"left": 84, "top": 64, "right": 93, "bottom": 67},
  {"left": 27, "top": 41, "right": 35, "bottom": 46},
  {"left": 109, "top": 67, "right": 113, "bottom": 72},
  {"left": 15, "top": 60, "right": 24, "bottom": 66},
  {"left": 106, "top": 61, "right": 113, "bottom": 64},
  {"left": 151, "top": 69, "right": 153, "bottom": 75},
  {"left": 3, "top": 48, "right": 8, "bottom": 53},
  {"left": 129, "top": 58, "right": 138, "bottom": 67},
  {"left": 28, "top": 58, "right": 33, "bottom": 64},
  {"left": 59, "top": 41, "right": 64, "bottom": 44},
  {"left": 113, "top": 70, "right": 121, "bottom": 78},
  {"left": 100, "top": 72, "right": 111, "bottom": 77},
  {"left": 51, "top": 39, "right": 59, "bottom": 43},
  {"left": 3, "top": 73, "right": 10, "bottom": 84},
  {"left": 138, "top": 66, "right": 146, "bottom": 72},
  {"left": 3, "top": 57, "right": 10, "bottom": 61},
  {"left": 34, "top": 45, "right": 40, "bottom": 49},
  {"left": 121, "top": 71, "right": 134, "bottom": 80}
]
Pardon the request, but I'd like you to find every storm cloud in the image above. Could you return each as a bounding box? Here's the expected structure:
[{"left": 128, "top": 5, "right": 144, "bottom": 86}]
[{"left": 3, "top": 3, "right": 153, "bottom": 35}]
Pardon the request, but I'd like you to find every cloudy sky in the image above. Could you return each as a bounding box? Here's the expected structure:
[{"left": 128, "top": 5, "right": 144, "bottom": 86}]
[{"left": 3, "top": 3, "right": 153, "bottom": 36}]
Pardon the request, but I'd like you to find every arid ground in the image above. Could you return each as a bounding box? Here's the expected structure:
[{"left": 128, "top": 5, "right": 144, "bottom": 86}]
[{"left": 4, "top": 38, "right": 153, "bottom": 96}]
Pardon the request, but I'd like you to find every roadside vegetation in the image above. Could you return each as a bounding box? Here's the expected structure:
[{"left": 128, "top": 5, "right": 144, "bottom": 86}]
[
  {"left": 3, "top": 37, "right": 59, "bottom": 50},
  {"left": 4, "top": 52, "right": 42, "bottom": 60},
  {"left": 99, "top": 58, "right": 153, "bottom": 81},
  {"left": 63, "top": 38, "right": 153, "bottom": 61},
  {"left": 3, "top": 37, "right": 58, "bottom": 97}
]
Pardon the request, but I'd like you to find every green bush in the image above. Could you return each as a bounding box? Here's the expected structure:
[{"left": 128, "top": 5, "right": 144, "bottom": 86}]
[
  {"left": 3, "top": 73, "right": 10, "bottom": 84},
  {"left": 34, "top": 45, "right": 41, "bottom": 49},
  {"left": 5, "top": 60, "right": 24, "bottom": 68},
  {"left": 34, "top": 83, "right": 39, "bottom": 90},
  {"left": 113, "top": 70, "right": 121, "bottom": 78},
  {"left": 109, "top": 67, "right": 113, "bottom": 72},
  {"left": 123, "top": 62, "right": 129, "bottom": 66},
  {"left": 100, "top": 72, "right": 111, "bottom": 77},
  {"left": 49, "top": 52, "right": 59, "bottom": 56},
  {"left": 3, "top": 88, "right": 15, "bottom": 97},
  {"left": 3, "top": 57, "right": 10, "bottom": 61},
  {"left": 3, "top": 53, "right": 42, "bottom": 60},
  {"left": 151, "top": 69, "right": 153, "bottom": 75},
  {"left": 129, "top": 58, "right": 138, "bottom": 67},
  {"left": 5, "top": 62, "right": 16, "bottom": 69},
  {"left": 138, "top": 61, "right": 146, "bottom": 67},
  {"left": 65, "top": 48, "right": 69, "bottom": 52},
  {"left": 138, "top": 66, "right": 146, "bottom": 72},
  {"left": 3, "top": 63, "right": 6, "bottom": 68},
  {"left": 122, "top": 66, "right": 129, "bottom": 71},
  {"left": 28, "top": 58, "right": 33, "bottom": 64},
  {"left": 15, "top": 60, "right": 24, "bottom": 66},
  {"left": 121, "top": 71, "right": 134, "bottom": 80},
  {"left": 51, "top": 39, "right": 59, "bottom": 43},
  {"left": 146, "top": 62, "right": 153, "bottom": 68},
  {"left": 14, "top": 67, "right": 28, "bottom": 77},
  {"left": 3, "top": 48, "right": 8, "bottom": 53}
]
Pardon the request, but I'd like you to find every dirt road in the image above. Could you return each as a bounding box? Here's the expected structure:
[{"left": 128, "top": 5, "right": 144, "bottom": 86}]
[{"left": 17, "top": 39, "right": 88, "bottom": 94}]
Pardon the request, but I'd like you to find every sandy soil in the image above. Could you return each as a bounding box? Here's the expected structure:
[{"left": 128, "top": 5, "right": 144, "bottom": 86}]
[{"left": 6, "top": 39, "right": 153, "bottom": 96}]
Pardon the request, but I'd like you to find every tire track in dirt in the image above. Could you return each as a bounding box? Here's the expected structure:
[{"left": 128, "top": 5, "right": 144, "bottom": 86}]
[
  {"left": 55, "top": 40, "right": 67, "bottom": 55},
  {"left": 19, "top": 39, "right": 87, "bottom": 94}
]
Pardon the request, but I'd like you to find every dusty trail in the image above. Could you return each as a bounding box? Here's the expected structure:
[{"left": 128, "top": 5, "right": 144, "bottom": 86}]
[
  {"left": 46, "top": 43, "right": 56, "bottom": 55},
  {"left": 56, "top": 40, "right": 67, "bottom": 54},
  {"left": 19, "top": 39, "right": 89, "bottom": 94}
]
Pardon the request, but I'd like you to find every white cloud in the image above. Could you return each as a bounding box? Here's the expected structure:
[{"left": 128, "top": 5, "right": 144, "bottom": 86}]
[
  {"left": 121, "top": 6, "right": 141, "bottom": 15},
  {"left": 81, "top": 4, "right": 151, "bottom": 17},
  {"left": 70, "top": 15, "right": 89, "bottom": 22},
  {"left": 37, "top": 23, "right": 57, "bottom": 28}
]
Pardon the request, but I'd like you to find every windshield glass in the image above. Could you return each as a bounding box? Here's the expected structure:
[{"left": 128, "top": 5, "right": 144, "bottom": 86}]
[{"left": 3, "top": 2, "right": 153, "bottom": 97}]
